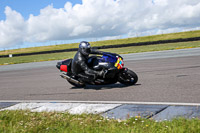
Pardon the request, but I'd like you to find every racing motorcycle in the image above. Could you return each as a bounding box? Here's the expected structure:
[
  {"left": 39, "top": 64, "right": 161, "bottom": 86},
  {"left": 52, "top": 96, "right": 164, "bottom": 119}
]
[{"left": 56, "top": 53, "right": 138, "bottom": 88}]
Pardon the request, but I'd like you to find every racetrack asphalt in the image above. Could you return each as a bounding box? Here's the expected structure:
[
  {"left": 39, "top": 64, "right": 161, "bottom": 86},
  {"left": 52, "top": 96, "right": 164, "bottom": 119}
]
[{"left": 0, "top": 48, "right": 200, "bottom": 103}]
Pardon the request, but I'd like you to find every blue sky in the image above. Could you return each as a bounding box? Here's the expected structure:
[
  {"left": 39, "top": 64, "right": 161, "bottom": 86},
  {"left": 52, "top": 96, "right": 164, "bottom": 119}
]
[
  {"left": 0, "top": 0, "right": 200, "bottom": 50},
  {"left": 0, "top": 0, "right": 82, "bottom": 20}
]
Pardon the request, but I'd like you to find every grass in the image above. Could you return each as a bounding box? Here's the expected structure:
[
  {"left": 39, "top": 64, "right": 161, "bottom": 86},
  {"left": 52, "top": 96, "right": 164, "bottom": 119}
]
[
  {"left": 0, "top": 30, "right": 200, "bottom": 56},
  {"left": 0, "top": 110, "right": 199, "bottom": 133},
  {"left": 1, "top": 40, "right": 200, "bottom": 65},
  {"left": 0, "top": 51, "right": 75, "bottom": 65},
  {"left": 102, "top": 40, "right": 200, "bottom": 54}
]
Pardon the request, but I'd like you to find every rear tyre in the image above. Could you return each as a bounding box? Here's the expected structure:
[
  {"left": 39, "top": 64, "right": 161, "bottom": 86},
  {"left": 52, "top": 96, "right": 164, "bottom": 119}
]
[{"left": 118, "top": 69, "right": 138, "bottom": 85}]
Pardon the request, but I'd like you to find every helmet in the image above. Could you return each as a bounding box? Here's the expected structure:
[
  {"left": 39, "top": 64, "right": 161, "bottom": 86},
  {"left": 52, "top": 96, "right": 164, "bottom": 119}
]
[{"left": 79, "top": 41, "right": 91, "bottom": 56}]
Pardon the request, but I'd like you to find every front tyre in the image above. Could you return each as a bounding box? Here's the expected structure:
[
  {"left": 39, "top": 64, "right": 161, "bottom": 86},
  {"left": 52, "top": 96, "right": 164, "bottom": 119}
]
[{"left": 118, "top": 69, "right": 138, "bottom": 85}]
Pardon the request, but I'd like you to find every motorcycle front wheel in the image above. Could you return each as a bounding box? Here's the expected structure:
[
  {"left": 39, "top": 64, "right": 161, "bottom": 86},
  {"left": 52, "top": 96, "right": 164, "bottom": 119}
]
[{"left": 118, "top": 69, "right": 138, "bottom": 85}]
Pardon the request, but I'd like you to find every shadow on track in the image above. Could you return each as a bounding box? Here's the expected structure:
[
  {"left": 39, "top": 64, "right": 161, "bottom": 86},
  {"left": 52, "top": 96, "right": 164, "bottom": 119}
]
[{"left": 71, "top": 83, "right": 141, "bottom": 90}]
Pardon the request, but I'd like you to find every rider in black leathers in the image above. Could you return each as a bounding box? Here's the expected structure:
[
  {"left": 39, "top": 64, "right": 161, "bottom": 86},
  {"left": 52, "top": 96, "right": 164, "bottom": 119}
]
[{"left": 71, "top": 41, "right": 105, "bottom": 83}]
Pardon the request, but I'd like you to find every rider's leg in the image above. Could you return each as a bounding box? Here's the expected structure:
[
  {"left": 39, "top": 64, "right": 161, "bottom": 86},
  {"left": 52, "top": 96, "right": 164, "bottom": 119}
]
[{"left": 77, "top": 72, "right": 96, "bottom": 83}]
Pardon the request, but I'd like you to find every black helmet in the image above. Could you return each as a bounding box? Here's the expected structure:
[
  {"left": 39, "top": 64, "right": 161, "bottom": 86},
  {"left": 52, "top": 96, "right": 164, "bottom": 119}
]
[{"left": 79, "top": 41, "right": 91, "bottom": 56}]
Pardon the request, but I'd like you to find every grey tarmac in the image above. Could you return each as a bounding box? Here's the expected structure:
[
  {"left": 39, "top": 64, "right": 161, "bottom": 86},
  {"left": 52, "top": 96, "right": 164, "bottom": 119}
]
[
  {"left": 1, "top": 48, "right": 200, "bottom": 120},
  {"left": 0, "top": 48, "right": 200, "bottom": 103}
]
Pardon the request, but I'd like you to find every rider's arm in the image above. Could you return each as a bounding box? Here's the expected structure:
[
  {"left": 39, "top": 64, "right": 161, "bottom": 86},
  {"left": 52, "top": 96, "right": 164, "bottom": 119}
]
[
  {"left": 90, "top": 48, "right": 122, "bottom": 59},
  {"left": 90, "top": 48, "right": 104, "bottom": 55},
  {"left": 90, "top": 48, "right": 118, "bottom": 56}
]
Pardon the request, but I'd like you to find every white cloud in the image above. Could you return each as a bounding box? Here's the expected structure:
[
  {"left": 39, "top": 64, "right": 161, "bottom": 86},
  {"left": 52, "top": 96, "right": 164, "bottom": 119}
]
[
  {"left": 0, "top": 6, "right": 26, "bottom": 48},
  {"left": 1, "top": 0, "right": 200, "bottom": 49}
]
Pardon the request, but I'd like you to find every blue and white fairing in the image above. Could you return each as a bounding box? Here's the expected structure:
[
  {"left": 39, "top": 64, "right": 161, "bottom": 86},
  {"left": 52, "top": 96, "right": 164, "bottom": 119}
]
[{"left": 87, "top": 53, "right": 124, "bottom": 72}]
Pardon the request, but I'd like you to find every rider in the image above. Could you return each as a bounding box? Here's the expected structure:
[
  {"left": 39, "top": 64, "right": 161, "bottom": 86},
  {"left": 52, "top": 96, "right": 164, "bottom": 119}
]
[{"left": 71, "top": 41, "right": 106, "bottom": 83}]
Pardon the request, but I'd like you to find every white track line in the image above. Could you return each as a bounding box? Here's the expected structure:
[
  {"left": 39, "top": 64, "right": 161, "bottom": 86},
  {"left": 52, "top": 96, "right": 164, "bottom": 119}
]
[
  {"left": 1, "top": 102, "right": 121, "bottom": 114},
  {"left": 0, "top": 100, "right": 200, "bottom": 106}
]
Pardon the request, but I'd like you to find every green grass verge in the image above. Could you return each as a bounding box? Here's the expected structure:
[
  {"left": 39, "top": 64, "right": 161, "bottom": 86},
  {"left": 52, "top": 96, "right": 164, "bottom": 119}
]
[
  {"left": 1, "top": 40, "right": 200, "bottom": 65},
  {"left": 0, "top": 30, "right": 200, "bottom": 56},
  {"left": 0, "top": 110, "right": 199, "bottom": 133}
]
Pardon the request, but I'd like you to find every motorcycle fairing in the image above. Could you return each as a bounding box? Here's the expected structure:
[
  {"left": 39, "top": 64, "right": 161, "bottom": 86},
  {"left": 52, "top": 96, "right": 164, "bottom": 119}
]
[
  {"left": 115, "top": 57, "right": 124, "bottom": 69},
  {"left": 60, "top": 65, "right": 68, "bottom": 72},
  {"left": 56, "top": 59, "right": 72, "bottom": 72},
  {"left": 101, "top": 53, "right": 117, "bottom": 63}
]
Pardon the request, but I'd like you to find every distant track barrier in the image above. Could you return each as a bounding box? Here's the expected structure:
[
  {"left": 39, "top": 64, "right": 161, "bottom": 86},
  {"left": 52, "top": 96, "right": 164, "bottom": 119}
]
[{"left": 1, "top": 36, "right": 200, "bottom": 58}]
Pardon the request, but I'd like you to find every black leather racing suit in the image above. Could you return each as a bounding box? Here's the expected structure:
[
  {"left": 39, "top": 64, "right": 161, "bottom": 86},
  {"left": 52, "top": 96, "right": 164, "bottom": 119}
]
[{"left": 71, "top": 48, "right": 104, "bottom": 82}]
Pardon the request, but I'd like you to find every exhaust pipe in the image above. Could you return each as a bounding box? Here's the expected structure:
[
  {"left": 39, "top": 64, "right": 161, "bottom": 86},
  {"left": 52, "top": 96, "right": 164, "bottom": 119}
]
[{"left": 60, "top": 74, "right": 84, "bottom": 86}]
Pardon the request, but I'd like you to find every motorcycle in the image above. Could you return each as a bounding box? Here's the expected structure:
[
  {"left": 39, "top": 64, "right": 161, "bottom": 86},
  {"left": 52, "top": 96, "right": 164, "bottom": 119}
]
[{"left": 56, "top": 53, "right": 138, "bottom": 88}]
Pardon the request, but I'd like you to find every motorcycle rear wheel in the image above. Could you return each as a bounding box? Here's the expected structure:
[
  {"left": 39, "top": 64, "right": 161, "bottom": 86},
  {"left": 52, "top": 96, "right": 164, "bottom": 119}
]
[{"left": 118, "top": 69, "right": 138, "bottom": 85}]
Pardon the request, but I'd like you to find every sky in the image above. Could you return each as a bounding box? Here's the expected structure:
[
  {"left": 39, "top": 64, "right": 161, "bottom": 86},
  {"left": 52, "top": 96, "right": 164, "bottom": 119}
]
[{"left": 0, "top": 0, "right": 200, "bottom": 50}]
